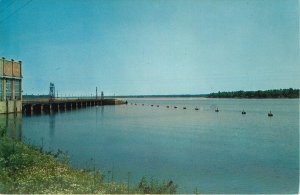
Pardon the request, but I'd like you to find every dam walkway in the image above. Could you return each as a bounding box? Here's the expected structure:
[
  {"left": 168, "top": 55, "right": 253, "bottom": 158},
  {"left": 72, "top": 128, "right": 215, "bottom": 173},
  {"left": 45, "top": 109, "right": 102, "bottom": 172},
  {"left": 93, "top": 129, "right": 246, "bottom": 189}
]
[{"left": 22, "top": 98, "right": 127, "bottom": 114}]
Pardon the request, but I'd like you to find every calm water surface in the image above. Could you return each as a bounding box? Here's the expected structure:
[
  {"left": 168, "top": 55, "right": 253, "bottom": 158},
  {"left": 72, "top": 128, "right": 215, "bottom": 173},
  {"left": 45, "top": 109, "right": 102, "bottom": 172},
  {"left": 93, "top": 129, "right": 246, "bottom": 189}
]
[{"left": 6, "top": 98, "right": 299, "bottom": 193}]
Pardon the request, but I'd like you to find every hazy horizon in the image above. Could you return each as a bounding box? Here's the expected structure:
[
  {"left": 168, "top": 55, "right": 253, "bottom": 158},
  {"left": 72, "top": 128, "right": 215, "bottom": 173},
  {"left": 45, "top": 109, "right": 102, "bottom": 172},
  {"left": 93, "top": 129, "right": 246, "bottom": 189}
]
[{"left": 22, "top": 88, "right": 299, "bottom": 98}]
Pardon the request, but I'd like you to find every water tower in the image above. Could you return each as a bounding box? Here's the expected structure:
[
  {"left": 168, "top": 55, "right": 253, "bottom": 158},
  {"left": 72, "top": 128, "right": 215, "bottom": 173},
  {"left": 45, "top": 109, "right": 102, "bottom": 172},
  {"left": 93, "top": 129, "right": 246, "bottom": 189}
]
[{"left": 49, "top": 82, "right": 55, "bottom": 99}]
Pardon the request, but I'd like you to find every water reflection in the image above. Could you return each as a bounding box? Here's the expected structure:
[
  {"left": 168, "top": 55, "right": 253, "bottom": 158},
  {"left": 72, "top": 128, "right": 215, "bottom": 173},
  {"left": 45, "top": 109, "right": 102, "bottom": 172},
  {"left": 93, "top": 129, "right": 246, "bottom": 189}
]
[
  {"left": 0, "top": 113, "right": 22, "bottom": 141},
  {"left": 101, "top": 106, "right": 104, "bottom": 116},
  {"left": 95, "top": 106, "right": 104, "bottom": 124},
  {"left": 49, "top": 113, "right": 55, "bottom": 137}
]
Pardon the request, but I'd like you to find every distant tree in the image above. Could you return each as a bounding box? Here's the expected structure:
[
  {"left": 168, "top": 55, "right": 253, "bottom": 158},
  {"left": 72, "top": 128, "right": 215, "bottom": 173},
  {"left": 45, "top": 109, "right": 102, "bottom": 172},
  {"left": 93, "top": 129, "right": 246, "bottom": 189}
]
[{"left": 207, "top": 88, "right": 299, "bottom": 98}]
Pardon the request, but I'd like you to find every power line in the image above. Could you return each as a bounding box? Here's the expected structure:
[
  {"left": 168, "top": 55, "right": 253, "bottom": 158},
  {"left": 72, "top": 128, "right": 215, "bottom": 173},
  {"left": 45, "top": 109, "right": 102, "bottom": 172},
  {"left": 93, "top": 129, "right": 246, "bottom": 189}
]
[{"left": 0, "top": 0, "right": 33, "bottom": 24}]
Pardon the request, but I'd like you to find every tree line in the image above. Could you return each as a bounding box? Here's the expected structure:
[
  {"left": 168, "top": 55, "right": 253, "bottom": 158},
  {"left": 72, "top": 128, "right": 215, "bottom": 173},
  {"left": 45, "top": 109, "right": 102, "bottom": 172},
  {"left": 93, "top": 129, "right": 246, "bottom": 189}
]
[{"left": 207, "top": 88, "right": 299, "bottom": 98}]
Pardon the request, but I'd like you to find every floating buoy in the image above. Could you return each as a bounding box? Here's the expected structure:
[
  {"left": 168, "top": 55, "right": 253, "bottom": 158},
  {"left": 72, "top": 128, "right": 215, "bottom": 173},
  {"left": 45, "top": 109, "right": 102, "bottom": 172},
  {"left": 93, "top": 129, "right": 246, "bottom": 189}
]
[
  {"left": 242, "top": 110, "right": 246, "bottom": 115},
  {"left": 268, "top": 111, "right": 273, "bottom": 117},
  {"left": 195, "top": 107, "right": 199, "bottom": 110},
  {"left": 183, "top": 107, "right": 186, "bottom": 109},
  {"left": 215, "top": 108, "right": 219, "bottom": 112}
]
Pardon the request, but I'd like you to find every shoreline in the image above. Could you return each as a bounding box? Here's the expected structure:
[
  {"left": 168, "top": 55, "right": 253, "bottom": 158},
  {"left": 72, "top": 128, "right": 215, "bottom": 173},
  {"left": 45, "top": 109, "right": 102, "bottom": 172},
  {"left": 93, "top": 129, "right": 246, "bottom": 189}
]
[{"left": 0, "top": 136, "right": 177, "bottom": 194}]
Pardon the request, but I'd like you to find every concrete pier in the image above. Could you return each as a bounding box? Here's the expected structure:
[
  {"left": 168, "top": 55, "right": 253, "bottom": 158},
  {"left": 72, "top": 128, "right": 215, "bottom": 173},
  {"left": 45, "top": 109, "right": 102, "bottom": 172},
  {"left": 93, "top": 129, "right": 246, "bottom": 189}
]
[{"left": 22, "top": 99, "right": 127, "bottom": 114}]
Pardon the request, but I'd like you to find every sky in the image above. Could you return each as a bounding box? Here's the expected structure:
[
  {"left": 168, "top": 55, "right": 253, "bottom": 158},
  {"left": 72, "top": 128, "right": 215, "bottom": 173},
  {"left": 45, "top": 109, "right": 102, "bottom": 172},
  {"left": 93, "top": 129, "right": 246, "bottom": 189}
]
[{"left": 0, "top": 0, "right": 299, "bottom": 96}]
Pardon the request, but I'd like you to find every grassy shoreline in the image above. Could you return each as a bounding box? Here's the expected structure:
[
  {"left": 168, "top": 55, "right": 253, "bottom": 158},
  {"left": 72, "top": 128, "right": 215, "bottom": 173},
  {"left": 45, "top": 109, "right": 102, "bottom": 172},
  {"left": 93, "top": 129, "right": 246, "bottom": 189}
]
[{"left": 0, "top": 136, "right": 177, "bottom": 194}]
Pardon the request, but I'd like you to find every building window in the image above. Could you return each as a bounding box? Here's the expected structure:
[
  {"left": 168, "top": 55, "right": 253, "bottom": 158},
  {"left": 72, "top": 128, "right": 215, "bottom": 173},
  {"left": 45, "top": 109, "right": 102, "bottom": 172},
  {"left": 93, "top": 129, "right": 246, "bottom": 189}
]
[
  {"left": 14, "top": 80, "right": 21, "bottom": 100},
  {"left": 0, "top": 79, "right": 2, "bottom": 100},
  {"left": 6, "top": 79, "right": 12, "bottom": 100}
]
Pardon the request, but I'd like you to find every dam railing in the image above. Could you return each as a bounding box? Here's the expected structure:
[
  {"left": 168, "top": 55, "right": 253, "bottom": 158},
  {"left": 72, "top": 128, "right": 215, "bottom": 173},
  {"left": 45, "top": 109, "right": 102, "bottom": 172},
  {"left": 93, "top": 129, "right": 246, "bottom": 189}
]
[{"left": 22, "top": 98, "right": 127, "bottom": 114}]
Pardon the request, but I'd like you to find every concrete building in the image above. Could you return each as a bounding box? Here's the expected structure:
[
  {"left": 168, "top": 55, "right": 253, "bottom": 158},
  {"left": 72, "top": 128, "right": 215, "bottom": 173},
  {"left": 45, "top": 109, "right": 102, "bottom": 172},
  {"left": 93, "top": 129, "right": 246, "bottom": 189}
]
[{"left": 0, "top": 57, "right": 22, "bottom": 114}]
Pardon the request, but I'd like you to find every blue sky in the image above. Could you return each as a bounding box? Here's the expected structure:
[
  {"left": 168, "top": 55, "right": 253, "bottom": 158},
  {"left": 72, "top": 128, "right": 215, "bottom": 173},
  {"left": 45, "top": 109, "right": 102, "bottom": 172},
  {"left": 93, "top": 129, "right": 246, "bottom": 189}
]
[{"left": 0, "top": 0, "right": 299, "bottom": 96}]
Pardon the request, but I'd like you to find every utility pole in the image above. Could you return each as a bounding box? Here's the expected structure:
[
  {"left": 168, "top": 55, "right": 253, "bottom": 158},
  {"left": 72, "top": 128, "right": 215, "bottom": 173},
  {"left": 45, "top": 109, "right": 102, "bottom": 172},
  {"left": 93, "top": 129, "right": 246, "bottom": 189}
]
[
  {"left": 96, "top": 87, "right": 98, "bottom": 100},
  {"left": 101, "top": 91, "right": 104, "bottom": 100}
]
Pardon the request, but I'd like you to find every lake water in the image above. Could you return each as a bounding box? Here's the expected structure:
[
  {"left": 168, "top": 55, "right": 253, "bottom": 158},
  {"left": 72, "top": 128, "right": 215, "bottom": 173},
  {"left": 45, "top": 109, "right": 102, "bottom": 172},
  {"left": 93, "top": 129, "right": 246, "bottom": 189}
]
[{"left": 2, "top": 98, "right": 299, "bottom": 193}]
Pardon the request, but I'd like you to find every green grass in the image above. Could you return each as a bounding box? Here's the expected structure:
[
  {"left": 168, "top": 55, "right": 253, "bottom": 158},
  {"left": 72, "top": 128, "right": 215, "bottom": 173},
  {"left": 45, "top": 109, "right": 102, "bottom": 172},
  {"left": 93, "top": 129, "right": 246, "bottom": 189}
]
[{"left": 0, "top": 136, "right": 177, "bottom": 194}]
